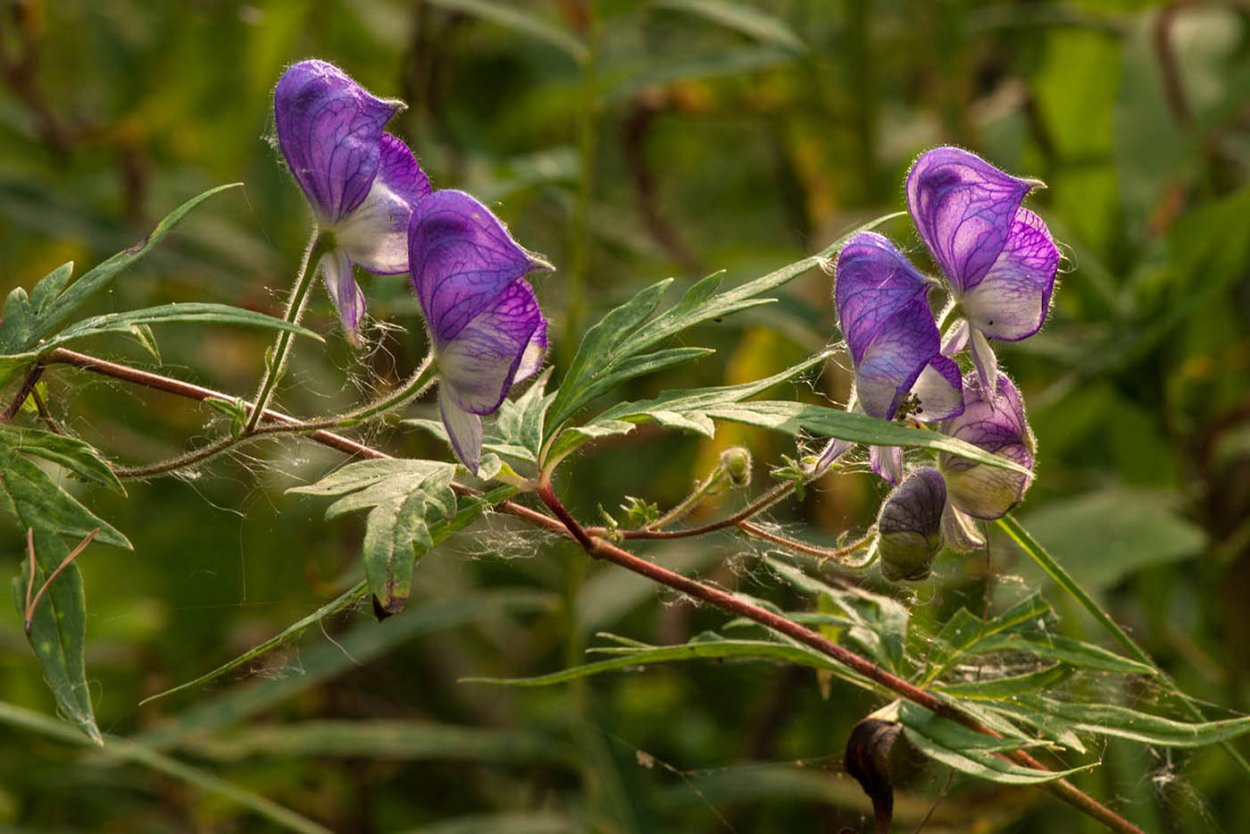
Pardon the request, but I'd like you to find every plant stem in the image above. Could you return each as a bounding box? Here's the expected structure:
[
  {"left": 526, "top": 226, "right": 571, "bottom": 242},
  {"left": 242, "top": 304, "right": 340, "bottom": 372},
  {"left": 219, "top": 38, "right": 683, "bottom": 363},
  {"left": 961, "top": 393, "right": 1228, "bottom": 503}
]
[
  {"left": 244, "top": 231, "right": 327, "bottom": 434},
  {"left": 536, "top": 485, "right": 1143, "bottom": 834},
  {"left": 646, "top": 468, "right": 728, "bottom": 530},
  {"left": 39, "top": 348, "right": 1144, "bottom": 832},
  {"left": 1, "top": 362, "right": 45, "bottom": 422},
  {"left": 739, "top": 520, "right": 876, "bottom": 565}
]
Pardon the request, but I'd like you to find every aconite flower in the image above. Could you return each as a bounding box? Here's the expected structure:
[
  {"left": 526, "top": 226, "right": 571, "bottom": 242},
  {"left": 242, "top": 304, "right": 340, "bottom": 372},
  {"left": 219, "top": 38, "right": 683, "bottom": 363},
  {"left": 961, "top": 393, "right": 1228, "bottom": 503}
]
[
  {"left": 274, "top": 59, "right": 430, "bottom": 342},
  {"left": 906, "top": 147, "right": 1059, "bottom": 393},
  {"left": 408, "top": 190, "right": 550, "bottom": 473}
]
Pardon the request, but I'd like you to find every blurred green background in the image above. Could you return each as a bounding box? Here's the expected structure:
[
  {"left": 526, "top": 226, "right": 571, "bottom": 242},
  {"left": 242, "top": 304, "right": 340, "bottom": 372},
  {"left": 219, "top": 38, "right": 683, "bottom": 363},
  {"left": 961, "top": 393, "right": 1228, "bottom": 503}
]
[{"left": 1, "top": 0, "right": 1249, "bottom": 831}]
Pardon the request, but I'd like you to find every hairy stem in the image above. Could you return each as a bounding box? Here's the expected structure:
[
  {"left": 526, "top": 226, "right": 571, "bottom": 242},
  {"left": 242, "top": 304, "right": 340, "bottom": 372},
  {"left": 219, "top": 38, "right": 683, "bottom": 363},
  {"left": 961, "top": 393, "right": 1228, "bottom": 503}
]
[
  {"left": 535, "top": 485, "right": 1142, "bottom": 834},
  {"left": 739, "top": 520, "right": 876, "bottom": 565},
  {"left": 244, "top": 231, "right": 326, "bottom": 433},
  {"left": 38, "top": 348, "right": 1143, "bottom": 832}
]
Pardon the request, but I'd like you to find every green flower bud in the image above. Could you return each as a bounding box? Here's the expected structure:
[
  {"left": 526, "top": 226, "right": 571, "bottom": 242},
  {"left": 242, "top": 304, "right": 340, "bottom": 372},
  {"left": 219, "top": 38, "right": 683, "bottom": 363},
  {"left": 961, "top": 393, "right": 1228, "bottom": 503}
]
[{"left": 719, "top": 446, "right": 752, "bottom": 487}]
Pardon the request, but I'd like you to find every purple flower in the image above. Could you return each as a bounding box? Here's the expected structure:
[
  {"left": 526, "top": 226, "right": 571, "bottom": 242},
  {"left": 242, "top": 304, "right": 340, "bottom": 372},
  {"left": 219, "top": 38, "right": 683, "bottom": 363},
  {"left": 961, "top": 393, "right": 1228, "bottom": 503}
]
[
  {"left": 275, "top": 60, "right": 431, "bottom": 343},
  {"left": 906, "top": 147, "right": 1059, "bottom": 393},
  {"left": 877, "top": 466, "right": 946, "bottom": 581},
  {"left": 409, "top": 190, "right": 550, "bottom": 473},
  {"left": 938, "top": 373, "right": 1036, "bottom": 548},
  {"left": 829, "top": 231, "right": 963, "bottom": 483}
]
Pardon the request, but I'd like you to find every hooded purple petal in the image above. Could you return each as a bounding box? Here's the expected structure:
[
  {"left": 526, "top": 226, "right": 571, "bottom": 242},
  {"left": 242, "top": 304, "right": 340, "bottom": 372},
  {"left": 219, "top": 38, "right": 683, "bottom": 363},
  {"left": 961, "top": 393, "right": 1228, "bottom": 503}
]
[
  {"left": 911, "top": 354, "right": 964, "bottom": 421},
  {"left": 960, "top": 208, "right": 1058, "bottom": 341},
  {"left": 335, "top": 134, "right": 431, "bottom": 276},
  {"left": 853, "top": 299, "right": 944, "bottom": 421},
  {"left": 835, "top": 232, "right": 955, "bottom": 422},
  {"left": 437, "top": 280, "right": 544, "bottom": 416},
  {"left": 513, "top": 315, "right": 549, "bottom": 384},
  {"left": 869, "top": 445, "right": 904, "bottom": 485},
  {"left": 906, "top": 147, "right": 1032, "bottom": 294},
  {"left": 409, "top": 190, "right": 540, "bottom": 345},
  {"left": 835, "top": 232, "right": 931, "bottom": 368},
  {"left": 938, "top": 374, "right": 1035, "bottom": 520},
  {"left": 275, "top": 60, "right": 401, "bottom": 223}
]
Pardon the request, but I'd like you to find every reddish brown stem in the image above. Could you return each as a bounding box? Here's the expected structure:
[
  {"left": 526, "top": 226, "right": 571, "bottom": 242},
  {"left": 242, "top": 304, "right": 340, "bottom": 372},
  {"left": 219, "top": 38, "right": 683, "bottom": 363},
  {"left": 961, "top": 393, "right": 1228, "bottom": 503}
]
[{"left": 40, "top": 348, "right": 1142, "bottom": 833}]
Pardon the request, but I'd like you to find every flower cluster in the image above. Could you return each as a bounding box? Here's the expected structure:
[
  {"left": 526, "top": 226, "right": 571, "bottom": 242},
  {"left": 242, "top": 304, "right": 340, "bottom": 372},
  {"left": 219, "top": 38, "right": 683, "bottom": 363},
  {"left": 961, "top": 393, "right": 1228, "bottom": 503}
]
[
  {"left": 830, "top": 147, "right": 1057, "bottom": 577},
  {"left": 274, "top": 60, "right": 548, "bottom": 473}
]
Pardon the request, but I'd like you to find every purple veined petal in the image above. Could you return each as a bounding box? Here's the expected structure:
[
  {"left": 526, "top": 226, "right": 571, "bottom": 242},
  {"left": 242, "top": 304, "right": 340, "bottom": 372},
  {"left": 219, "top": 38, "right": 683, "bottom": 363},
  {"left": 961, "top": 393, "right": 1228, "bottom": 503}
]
[
  {"left": 436, "top": 281, "right": 543, "bottom": 416},
  {"left": 969, "top": 327, "right": 999, "bottom": 398},
  {"left": 335, "top": 134, "right": 432, "bottom": 275},
  {"left": 275, "top": 60, "right": 402, "bottom": 223},
  {"left": 834, "top": 232, "right": 931, "bottom": 367},
  {"left": 409, "top": 190, "right": 541, "bottom": 345},
  {"left": 513, "top": 310, "right": 549, "bottom": 383},
  {"left": 911, "top": 354, "right": 964, "bottom": 422},
  {"left": 852, "top": 299, "right": 942, "bottom": 421},
  {"left": 938, "top": 374, "right": 1035, "bottom": 520},
  {"left": 870, "top": 445, "right": 904, "bottom": 485},
  {"left": 941, "top": 503, "right": 985, "bottom": 551},
  {"left": 906, "top": 147, "right": 1033, "bottom": 293},
  {"left": 940, "top": 318, "right": 969, "bottom": 356},
  {"left": 814, "top": 437, "right": 853, "bottom": 474},
  {"left": 321, "top": 249, "right": 366, "bottom": 343},
  {"left": 439, "top": 392, "right": 484, "bottom": 474},
  {"left": 960, "top": 208, "right": 1059, "bottom": 341}
]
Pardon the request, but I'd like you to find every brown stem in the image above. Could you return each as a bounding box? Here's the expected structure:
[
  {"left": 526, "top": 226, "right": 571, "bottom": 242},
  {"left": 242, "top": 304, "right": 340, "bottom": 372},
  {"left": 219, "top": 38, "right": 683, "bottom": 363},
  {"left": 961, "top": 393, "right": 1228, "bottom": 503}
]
[
  {"left": 2, "top": 362, "right": 45, "bottom": 422},
  {"left": 587, "top": 479, "right": 797, "bottom": 541},
  {"left": 40, "top": 348, "right": 1142, "bottom": 833},
  {"left": 533, "top": 485, "right": 1143, "bottom": 834}
]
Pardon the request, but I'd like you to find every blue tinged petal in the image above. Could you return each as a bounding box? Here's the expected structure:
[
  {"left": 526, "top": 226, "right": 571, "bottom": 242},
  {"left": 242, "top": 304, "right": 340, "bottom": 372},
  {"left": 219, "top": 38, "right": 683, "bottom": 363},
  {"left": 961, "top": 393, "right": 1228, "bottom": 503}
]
[
  {"left": 437, "top": 281, "right": 544, "bottom": 416},
  {"left": 274, "top": 60, "right": 401, "bottom": 223},
  {"left": 960, "top": 208, "right": 1059, "bottom": 341},
  {"left": 335, "top": 134, "right": 431, "bottom": 276},
  {"left": 321, "top": 249, "right": 366, "bottom": 343},
  {"left": 938, "top": 374, "right": 1035, "bottom": 520},
  {"left": 834, "top": 232, "right": 930, "bottom": 367},
  {"left": 870, "top": 445, "right": 904, "bottom": 485},
  {"left": 440, "top": 393, "right": 484, "bottom": 474},
  {"left": 409, "top": 190, "right": 538, "bottom": 346},
  {"left": 514, "top": 314, "right": 549, "bottom": 383},
  {"left": 853, "top": 299, "right": 942, "bottom": 421},
  {"left": 911, "top": 355, "right": 964, "bottom": 421},
  {"left": 906, "top": 147, "right": 1032, "bottom": 294}
]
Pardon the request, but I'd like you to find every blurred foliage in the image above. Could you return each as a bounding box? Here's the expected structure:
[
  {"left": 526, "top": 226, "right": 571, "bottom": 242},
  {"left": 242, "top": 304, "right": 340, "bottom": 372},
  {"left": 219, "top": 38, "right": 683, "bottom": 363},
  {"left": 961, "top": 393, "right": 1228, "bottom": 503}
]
[{"left": 0, "top": 0, "right": 1249, "bottom": 831}]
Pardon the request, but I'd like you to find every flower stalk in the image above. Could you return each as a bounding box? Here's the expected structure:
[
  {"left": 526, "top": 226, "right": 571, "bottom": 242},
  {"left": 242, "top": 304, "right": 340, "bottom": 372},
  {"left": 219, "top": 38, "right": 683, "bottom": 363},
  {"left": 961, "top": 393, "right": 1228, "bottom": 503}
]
[{"left": 244, "top": 231, "right": 328, "bottom": 433}]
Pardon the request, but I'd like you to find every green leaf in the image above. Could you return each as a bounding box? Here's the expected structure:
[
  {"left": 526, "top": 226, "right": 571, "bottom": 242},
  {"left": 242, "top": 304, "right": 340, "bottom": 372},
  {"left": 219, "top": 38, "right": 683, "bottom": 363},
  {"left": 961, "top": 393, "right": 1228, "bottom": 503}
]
[
  {"left": 969, "top": 632, "right": 1155, "bottom": 677},
  {"left": 899, "top": 703, "right": 1093, "bottom": 786},
  {"left": 699, "top": 401, "right": 1033, "bottom": 475},
  {"left": 548, "top": 352, "right": 830, "bottom": 461},
  {"left": 934, "top": 666, "right": 1072, "bottom": 700},
  {"left": 291, "top": 460, "right": 458, "bottom": 614},
  {"left": 1019, "top": 697, "right": 1250, "bottom": 749},
  {"left": 544, "top": 212, "right": 903, "bottom": 440},
  {"left": 422, "top": 0, "right": 586, "bottom": 62},
  {"left": 185, "top": 720, "right": 566, "bottom": 764},
  {"left": 398, "top": 812, "right": 577, "bottom": 834},
  {"left": 921, "top": 594, "right": 1051, "bottom": 683},
  {"left": 11, "top": 531, "right": 100, "bottom": 745},
  {"left": 463, "top": 638, "right": 851, "bottom": 688},
  {"left": 0, "top": 426, "right": 125, "bottom": 493},
  {"left": 28, "top": 261, "right": 75, "bottom": 314},
  {"left": 45, "top": 302, "right": 323, "bottom": 349},
  {"left": 0, "top": 441, "right": 129, "bottom": 548},
  {"left": 493, "top": 368, "right": 553, "bottom": 462},
  {"left": 653, "top": 0, "right": 805, "bottom": 52},
  {"left": 1, "top": 184, "right": 243, "bottom": 353}
]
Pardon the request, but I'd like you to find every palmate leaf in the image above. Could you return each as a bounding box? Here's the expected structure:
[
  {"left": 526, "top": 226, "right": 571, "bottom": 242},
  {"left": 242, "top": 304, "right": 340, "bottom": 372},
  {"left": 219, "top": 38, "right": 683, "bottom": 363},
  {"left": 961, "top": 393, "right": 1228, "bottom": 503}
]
[
  {"left": 543, "top": 212, "right": 904, "bottom": 445},
  {"left": 0, "top": 183, "right": 241, "bottom": 357},
  {"left": 1003, "top": 697, "right": 1250, "bottom": 749},
  {"left": 45, "top": 302, "right": 321, "bottom": 349},
  {"left": 290, "top": 460, "right": 458, "bottom": 615},
  {"left": 0, "top": 426, "right": 130, "bottom": 744},
  {"left": 653, "top": 0, "right": 806, "bottom": 52}
]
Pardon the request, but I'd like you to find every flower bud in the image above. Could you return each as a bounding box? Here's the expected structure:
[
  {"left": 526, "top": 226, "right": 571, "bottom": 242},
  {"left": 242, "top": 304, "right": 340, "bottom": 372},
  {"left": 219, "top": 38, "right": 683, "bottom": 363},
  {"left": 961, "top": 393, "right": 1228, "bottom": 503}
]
[
  {"left": 719, "top": 446, "right": 752, "bottom": 487},
  {"left": 938, "top": 374, "right": 1035, "bottom": 520},
  {"left": 876, "top": 467, "right": 946, "bottom": 581}
]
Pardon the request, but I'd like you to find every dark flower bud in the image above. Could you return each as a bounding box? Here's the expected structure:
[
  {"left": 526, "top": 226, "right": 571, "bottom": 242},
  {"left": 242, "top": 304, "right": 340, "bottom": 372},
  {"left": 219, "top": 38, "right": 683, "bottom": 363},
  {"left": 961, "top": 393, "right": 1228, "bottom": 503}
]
[{"left": 877, "top": 467, "right": 947, "bottom": 581}]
